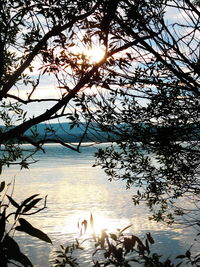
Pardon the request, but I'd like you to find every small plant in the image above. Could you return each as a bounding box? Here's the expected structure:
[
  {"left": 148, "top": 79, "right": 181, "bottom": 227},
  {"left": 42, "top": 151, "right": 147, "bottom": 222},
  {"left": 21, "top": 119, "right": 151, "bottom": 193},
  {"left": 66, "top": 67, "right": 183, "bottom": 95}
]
[
  {"left": 52, "top": 214, "right": 188, "bottom": 267},
  {"left": 92, "top": 226, "right": 172, "bottom": 266},
  {"left": 50, "top": 241, "right": 84, "bottom": 267},
  {"left": 0, "top": 180, "right": 52, "bottom": 267}
]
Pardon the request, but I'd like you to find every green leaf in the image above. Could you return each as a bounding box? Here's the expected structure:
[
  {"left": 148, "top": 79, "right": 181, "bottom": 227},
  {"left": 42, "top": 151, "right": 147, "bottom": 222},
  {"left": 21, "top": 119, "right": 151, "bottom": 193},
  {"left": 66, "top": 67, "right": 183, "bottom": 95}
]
[
  {"left": 7, "top": 195, "right": 19, "bottom": 208},
  {"left": 0, "top": 181, "right": 5, "bottom": 192},
  {"left": 16, "top": 218, "right": 52, "bottom": 244}
]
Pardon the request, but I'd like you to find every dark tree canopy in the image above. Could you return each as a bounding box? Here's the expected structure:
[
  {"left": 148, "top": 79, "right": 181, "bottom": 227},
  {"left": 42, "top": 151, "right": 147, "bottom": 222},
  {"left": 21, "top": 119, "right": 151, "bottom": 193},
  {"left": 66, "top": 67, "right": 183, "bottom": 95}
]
[
  {"left": 78, "top": 0, "right": 200, "bottom": 225},
  {"left": 0, "top": 0, "right": 199, "bottom": 224}
]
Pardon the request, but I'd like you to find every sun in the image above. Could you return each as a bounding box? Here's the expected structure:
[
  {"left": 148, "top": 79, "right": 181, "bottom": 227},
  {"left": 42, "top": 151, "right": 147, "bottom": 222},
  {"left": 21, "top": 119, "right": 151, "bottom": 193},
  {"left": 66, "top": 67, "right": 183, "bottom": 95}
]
[
  {"left": 84, "top": 46, "right": 106, "bottom": 64},
  {"left": 68, "top": 44, "right": 106, "bottom": 66}
]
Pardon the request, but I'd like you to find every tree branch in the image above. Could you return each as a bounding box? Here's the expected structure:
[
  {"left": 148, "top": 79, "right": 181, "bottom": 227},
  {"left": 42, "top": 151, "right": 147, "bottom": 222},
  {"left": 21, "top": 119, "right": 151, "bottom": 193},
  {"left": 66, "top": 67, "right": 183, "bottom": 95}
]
[{"left": 0, "top": 1, "right": 101, "bottom": 100}]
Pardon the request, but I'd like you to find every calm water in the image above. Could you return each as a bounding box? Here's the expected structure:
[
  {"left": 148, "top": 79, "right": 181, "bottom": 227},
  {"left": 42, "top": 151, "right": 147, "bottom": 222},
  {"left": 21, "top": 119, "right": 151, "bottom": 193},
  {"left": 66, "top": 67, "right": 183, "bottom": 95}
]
[{"left": 2, "top": 143, "right": 198, "bottom": 266}]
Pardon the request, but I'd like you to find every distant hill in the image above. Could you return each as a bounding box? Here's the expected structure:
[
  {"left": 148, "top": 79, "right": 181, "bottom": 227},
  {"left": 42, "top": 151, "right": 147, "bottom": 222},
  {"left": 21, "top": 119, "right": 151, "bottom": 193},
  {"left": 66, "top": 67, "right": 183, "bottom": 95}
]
[
  {"left": 0, "top": 122, "right": 199, "bottom": 143},
  {"left": 24, "top": 122, "right": 117, "bottom": 143}
]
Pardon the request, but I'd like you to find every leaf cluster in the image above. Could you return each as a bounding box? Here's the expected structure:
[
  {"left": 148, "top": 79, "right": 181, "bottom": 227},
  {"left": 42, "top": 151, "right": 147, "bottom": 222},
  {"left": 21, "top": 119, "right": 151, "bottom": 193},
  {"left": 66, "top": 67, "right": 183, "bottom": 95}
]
[{"left": 0, "top": 180, "right": 51, "bottom": 267}]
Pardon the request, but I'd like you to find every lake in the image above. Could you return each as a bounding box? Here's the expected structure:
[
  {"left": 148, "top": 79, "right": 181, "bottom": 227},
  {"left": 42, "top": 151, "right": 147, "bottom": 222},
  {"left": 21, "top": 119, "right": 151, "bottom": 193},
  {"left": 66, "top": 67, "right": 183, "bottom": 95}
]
[{"left": 2, "top": 143, "right": 198, "bottom": 266}]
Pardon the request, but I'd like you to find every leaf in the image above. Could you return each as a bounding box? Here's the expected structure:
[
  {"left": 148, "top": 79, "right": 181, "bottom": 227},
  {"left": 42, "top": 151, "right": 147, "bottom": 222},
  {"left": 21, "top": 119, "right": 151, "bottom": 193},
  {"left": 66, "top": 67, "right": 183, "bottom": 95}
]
[
  {"left": 102, "top": 81, "right": 110, "bottom": 89},
  {"left": 124, "top": 236, "right": 136, "bottom": 253},
  {"left": 176, "top": 263, "right": 183, "bottom": 267},
  {"left": 186, "top": 250, "right": 191, "bottom": 258},
  {"left": 7, "top": 195, "right": 19, "bottom": 208},
  {"left": 100, "top": 230, "right": 107, "bottom": 248},
  {"left": 15, "top": 205, "right": 23, "bottom": 220},
  {"left": 22, "top": 198, "right": 43, "bottom": 213},
  {"left": 110, "top": 233, "right": 117, "bottom": 241},
  {"left": 3, "top": 234, "right": 33, "bottom": 267},
  {"left": 0, "top": 181, "right": 5, "bottom": 192},
  {"left": 146, "top": 232, "right": 154, "bottom": 244},
  {"left": 16, "top": 218, "right": 52, "bottom": 244},
  {"left": 81, "top": 220, "right": 87, "bottom": 235},
  {"left": 15, "top": 194, "right": 39, "bottom": 219},
  {"left": 0, "top": 209, "right": 6, "bottom": 241},
  {"left": 176, "top": 255, "right": 186, "bottom": 259},
  {"left": 126, "top": 52, "right": 132, "bottom": 60},
  {"left": 90, "top": 213, "right": 95, "bottom": 233},
  {"left": 119, "top": 224, "right": 132, "bottom": 234},
  {"left": 133, "top": 235, "right": 146, "bottom": 252},
  {"left": 22, "top": 194, "right": 40, "bottom": 206},
  {"left": 145, "top": 239, "right": 150, "bottom": 254},
  {"left": 90, "top": 213, "right": 94, "bottom": 227}
]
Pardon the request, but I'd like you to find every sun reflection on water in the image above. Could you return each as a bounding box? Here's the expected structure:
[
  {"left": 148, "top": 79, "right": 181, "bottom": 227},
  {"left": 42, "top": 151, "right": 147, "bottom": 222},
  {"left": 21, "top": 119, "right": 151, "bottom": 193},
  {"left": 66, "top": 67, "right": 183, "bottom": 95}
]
[
  {"left": 78, "top": 213, "right": 125, "bottom": 236},
  {"left": 55, "top": 212, "right": 132, "bottom": 239},
  {"left": 50, "top": 212, "right": 134, "bottom": 267}
]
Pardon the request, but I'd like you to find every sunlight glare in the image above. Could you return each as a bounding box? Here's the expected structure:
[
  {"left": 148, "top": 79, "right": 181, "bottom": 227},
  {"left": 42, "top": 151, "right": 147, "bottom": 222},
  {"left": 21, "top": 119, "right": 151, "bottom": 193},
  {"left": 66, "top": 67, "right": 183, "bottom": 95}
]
[
  {"left": 76, "top": 213, "right": 131, "bottom": 237},
  {"left": 88, "top": 215, "right": 114, "bottom": 235},
  {"left": 84, "top": 46, "right": 105, "bottom": 64}
]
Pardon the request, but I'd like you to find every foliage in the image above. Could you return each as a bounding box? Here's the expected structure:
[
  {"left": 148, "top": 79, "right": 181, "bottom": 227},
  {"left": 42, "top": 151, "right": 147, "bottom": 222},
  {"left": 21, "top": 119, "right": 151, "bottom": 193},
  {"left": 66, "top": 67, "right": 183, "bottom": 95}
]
[
  {"left": 0, "top": 0, "right": 143, "bottom": 160},
  {"left": 75, "top": 0, "right": 200, "bottom": 226},
  {"left": 50, "top": 242, "right": 83, "bottom": 267},
  {"left": 0, "top": 180, "right": 51, "bottom": 266},
  {"left": 51, "top": 214, "right": 200, "bottom": 267}
]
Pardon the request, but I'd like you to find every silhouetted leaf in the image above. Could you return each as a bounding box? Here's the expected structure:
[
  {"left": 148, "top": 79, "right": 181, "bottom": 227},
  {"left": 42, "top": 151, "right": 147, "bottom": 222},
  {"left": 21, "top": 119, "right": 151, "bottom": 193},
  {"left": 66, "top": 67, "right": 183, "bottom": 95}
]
[
  {"left": 110, "top": 233, "right": 117, "bottom": 241},
  {"left": 0, "top": 209, "right": 6, "bottom": 241},
  {"left": 102, "top": 81, "right": 110, "bottom": 89},
  {"left": 0, "top": 181, "right": 5, "bottom": 192},
  {"left": 124, "top": 236, "right": 136, "bottom": 254},
  {"left": 22, "top": 198, "right": 42, "bottom": 213},
  {"left": 15, "top": 205, "right": 23, "bottom": 220},
  {"left": 145, "top": 239, "right": 150, "bottom": 254},
  {"left": 146, "top": 232, "right": 154, "bottom": 244},
  {"left": 15, "top": 194, "right": 40, "bottom": 219},
  {"left": 119, "top": 224, "right": 132, "bottom": 234},
  {"left": 176, "top": 255, "right": 186, "bottom": 259},
  {"left": 3, "top": 234, "right": 33, "bottom": 266},
  {"left": 133, "top": 235, "right": 146, "bottom": 253},
  {"left": 7, "top": 195, "right": 19, "bottom": 208},
  {"left": 22, "top": 194, "right": 40, "bottom": 206},
  {"left": 16, "top": 218, "right": 52, "bottom": 244},
  {"left": 186, "top": 250, "right": 191, "bottom": 258},
  {"left": 126, "top": 52, "right": 132, "bottom": 60}
]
